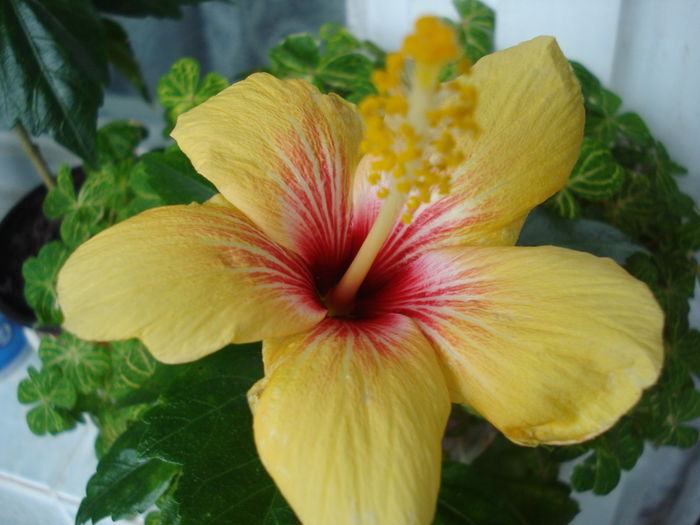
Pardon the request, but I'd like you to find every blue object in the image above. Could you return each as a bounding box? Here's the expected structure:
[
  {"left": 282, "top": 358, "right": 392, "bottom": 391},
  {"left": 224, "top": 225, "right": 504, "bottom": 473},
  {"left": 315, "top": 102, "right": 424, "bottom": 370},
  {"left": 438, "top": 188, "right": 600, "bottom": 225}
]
[{"left": 0, "top": 311, "right": 26, "bottom": 372}]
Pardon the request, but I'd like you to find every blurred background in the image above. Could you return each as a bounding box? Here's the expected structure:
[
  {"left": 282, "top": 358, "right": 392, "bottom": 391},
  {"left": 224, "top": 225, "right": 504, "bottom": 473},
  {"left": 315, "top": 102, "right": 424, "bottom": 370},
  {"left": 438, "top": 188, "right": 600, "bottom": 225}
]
[{"left": 1, "top": 0, "right": 698, "bottom": 523}]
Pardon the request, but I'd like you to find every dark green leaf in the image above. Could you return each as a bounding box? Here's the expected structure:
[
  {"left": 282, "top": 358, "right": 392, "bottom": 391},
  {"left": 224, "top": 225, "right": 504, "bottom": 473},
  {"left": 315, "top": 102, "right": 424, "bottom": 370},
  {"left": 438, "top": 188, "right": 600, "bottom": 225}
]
[
  {"left": 137, "top": 346, "right": 299, "bottom": 524},
  {"left": 157, "top": 58, "right": 228, "bottom": 127},
  {"left": 18, "top": 366, "right": 77, "bottom": 434},
  {"left": 519, "top": 207, "right": 645, "bottom": 263},
  {"left": 77, "top": 423, "right": 181, "bottom": 525},
  {"left": 38, "top": 331, "right": 111, "bottom": 394},
  {"left": 94, "top": 404, "right": 150, "bottom": 459},
  {"left": 0, "top": 0, "right": 108, "bottom": 162},
  {"left": 436, "top": 437, "right": 578, "bottom": 525},
  {"left": 568, "top": 138, "right": 624, "bottom": 201},
  {"left": 102, "top": 17, "right": 150, "bottom": 101},
  {"left": 131, "top": 144, "right": 216, "bottom": 206},
  {"left": 571, "top": 451, "right": 620, "bottom": 495},
  {"left": 453, "top": 0, "right": 495, "bottom": 62},
  {"left": 22, "top": 240, "right": 71, "bottom": 326}
]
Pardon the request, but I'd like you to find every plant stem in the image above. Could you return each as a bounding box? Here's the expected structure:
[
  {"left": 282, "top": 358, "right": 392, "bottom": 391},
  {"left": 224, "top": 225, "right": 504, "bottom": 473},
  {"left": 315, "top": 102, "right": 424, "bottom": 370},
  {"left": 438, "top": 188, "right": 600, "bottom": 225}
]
[{"left": 13, "top": 122, "right": 55, "bottom": 190}]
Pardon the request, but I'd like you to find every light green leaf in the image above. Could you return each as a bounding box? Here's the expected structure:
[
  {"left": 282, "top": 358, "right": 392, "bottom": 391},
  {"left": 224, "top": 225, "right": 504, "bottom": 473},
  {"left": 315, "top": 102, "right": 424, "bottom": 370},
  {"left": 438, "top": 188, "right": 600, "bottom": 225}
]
[
  {"left": 567, "top": 137, "right": 624, "bottom": 201},
  {"left": 157, "top": 58, "right": 228, "bottom": 126},
  {"left": 96, "top": 120, "right": 148, "bottom": 165},
  {"left": 18, "top": 366, "right": 77, "bottom": 435},
  {"left": 108, "top": 339, "right": 158, "bottom": 397},
  {"left": 38, "top": 332, "right": 111, "bottom": 394},
  {"left": 453, "top": 0, "right": 495, "bottom": 62},
  {"left": 317, "top": 53, "right": 374, "bottom": 93},
  {"left": 269, "top": 34, "right": 320, "bottom": 78},
  {"left": 43, "top": 165, "right": 77, "bottom": 219},
  {"left": 545, "top": 187, "right": 580, "bottom": 219},
  {"left": 22, "top": 240, "right": 70, "bottom": 326}
]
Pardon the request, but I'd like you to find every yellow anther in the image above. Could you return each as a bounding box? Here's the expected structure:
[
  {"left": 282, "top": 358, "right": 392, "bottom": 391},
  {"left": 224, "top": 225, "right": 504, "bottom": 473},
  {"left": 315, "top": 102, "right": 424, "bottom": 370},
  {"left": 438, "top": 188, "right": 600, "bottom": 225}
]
[
  {"left": 371, "top": 70, "right": 399, "bottom": 93},
  {"left": 371, "top": 152, "right": 396, "bottom": 171},
  {"left": 376, "top": 187, "right": 390, "bottom": 199},
  {"left": 402, "top": 16, "right": 459, "bottom": 65},
  {"left": 401, "top": 212, "right": 414, "bottom": 224},
  {"left": 419, "top": 189, "right": 432, "bottom": 203},
  {"left": 426, "top": 109, "right": 442, "bottom": 127},
  {"left": 434, "top": 132, "right": 455, "bottom": 154},
  {"left": 406, "top": 196, "right": 420, "bottom": 210},
  {"left": 438, "top": 181, "right": 451, "bottom": 194},
  {"left": 386, "top": 52, "right": 405, "bottom": 73},
  {"left": 396, "top": 180, "right": 412, "bottom": 193},
  {"left": 392, "top": 164, "right": 407, "bottom": 178},
  {"left": 398, "top": 146, "right": 421, "bottom": 163},
  {"left": 384, "top": 95, "right": 408, "bottom": 115},
  {"left": 367, "top": 172, "right": 381, "bottom": 185},
  {"left": 359, "top": 96, "right": 384, "bottom": 118}
]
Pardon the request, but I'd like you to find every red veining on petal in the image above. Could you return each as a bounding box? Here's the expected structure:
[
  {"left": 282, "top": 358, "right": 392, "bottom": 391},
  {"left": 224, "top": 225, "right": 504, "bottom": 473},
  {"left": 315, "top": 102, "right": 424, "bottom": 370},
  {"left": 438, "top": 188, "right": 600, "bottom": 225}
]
[
  {"left": 295, "top": 313, "right": 418, "bottom": 360},
  {"left": 194, "top": 204, "right": 325, "bottom": 315},
  {"left": 271, "top": 106, "right": 361, "bottom": 294},
  {"left": 360, "top": 250, "right": 494, "bottom": 346}
]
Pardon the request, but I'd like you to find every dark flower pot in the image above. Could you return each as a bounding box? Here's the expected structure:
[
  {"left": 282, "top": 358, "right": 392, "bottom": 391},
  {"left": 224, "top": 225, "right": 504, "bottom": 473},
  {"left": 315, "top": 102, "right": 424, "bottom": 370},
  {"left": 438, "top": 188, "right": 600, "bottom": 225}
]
[{"left": 0, "top": 182, "right": 61, "bottom": 326}]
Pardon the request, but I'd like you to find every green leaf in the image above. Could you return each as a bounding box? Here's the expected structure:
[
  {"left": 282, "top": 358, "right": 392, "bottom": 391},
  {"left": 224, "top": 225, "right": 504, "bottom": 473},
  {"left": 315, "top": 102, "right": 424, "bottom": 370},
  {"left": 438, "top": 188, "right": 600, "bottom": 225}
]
[
  {"left": 131, "top": 144, "right": 216, "bottom": 206},
  {"left": 615, "top": 112, "right": 651, "bottom": 147},
  {"left": 571, "top": 451, "right": 620, "bottom": 495},
  {"left": 518, "top": 207, "right": 645, "bottom": 263},
  {"left": 545, "top": 187, "right": 580, "bottom": 219},
  {"left": 77, "top": 423, "right": 181, "bottom": 525},
  {"left": 22, "top": 240, "right": 71, "bottom": 326},
  {"left": 102, "top": 18, "right": 150, "bottom": 101},
  {"left": 157, "top": 58, "right": 228, "bottom": 127},
  {"left": 43, "top": 165, "right": 77, "bottom": 219},
  {"left": 567, "top": 137, "right": 624, "bottom": 201},
  {"left": 317, "top": 53, "right": 374, "bottom": 93},
  {"left": 589, "top": 87, "right": 622, "bottom": 116},
  {"left": 319, "top": 23, "right": 362, "bottom": 58},
  {"left": 38, "top": 332, "right": 111, "bottom": 394},
  {"left": 137, "top": 346, "right": 299, "bottom": 524},
  {"left": 570, "top": 61, "right": 601, "bottom": 106},
  {"left": 94, "top": 404, "right": 150, "bottom": 459},
  {"left": 108, "top": 339, "right": 159, "bottom": 398},
  {"left": 96, "top": 120, "right": 148, "bottom": 165},
  {"left": 269, "top": 34, "right": 321, "bottom": 78},
  {"left": 585, "top": 113, "right": 617, "bottom": 148},
  {"left": 453, "top": 0, "right": 495, "bottom": 62},
  {"left": 0, "top": 0, "right": 108, "bottom": 162},
  {"left": 18, "top": 366, "right": 77, "bottom": 435}
]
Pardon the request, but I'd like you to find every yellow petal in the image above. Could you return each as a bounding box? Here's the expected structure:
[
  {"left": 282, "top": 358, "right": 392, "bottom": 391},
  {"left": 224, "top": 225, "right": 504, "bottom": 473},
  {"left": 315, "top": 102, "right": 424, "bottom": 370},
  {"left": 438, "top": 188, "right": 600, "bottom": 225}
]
[
  {"left": 57, "top": 198, "right": 326, "bottom": 364},
  {"left": 446, "top": 36, "right": 584, "bottom": 244},
  {"left": 172, "top": 73, "right": 363, "bottom": 278},
  {"left": 352, "top": 37, "right": 584, "bottom": 284},
  {"left": 253, "top": 314, "right": 450, "bottom": 525},
  {"left": 367, "top": 246, "right": 663, "bottom": 446}
]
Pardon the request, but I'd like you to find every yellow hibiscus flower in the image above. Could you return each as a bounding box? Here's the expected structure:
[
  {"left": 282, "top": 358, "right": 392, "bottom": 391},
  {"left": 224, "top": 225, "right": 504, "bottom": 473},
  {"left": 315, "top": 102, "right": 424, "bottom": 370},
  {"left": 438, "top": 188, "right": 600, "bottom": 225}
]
[{"left": 57, "top": 17, "right": 662, "bottom": 525}]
